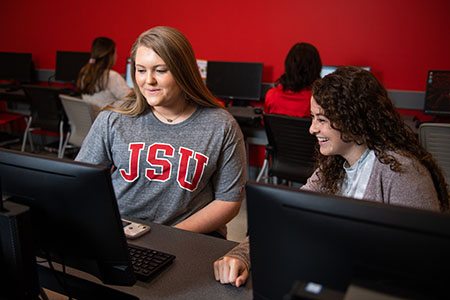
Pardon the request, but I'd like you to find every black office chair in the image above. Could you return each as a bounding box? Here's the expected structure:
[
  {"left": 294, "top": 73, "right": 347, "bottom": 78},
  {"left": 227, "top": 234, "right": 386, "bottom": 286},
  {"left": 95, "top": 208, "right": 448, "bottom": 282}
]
[
  {"left": 256, "top": 114, "right": 316, "bottom": 185},
  {"left": 21, "top": 85, "right": 68, "bottom": 155}
]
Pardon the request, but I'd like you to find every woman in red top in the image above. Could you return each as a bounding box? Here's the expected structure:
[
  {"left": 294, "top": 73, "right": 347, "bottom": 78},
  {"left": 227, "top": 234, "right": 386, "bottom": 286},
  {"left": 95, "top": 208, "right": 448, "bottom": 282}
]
[{"left": 264, "top": 43, "right": 322, "bottom": 117}]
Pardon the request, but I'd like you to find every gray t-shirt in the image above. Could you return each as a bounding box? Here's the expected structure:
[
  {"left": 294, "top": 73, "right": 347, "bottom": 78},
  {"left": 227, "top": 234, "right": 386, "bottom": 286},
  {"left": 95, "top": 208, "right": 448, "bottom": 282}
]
[{"left": 76, "top": 105, "right": 247, "bottom": 235}]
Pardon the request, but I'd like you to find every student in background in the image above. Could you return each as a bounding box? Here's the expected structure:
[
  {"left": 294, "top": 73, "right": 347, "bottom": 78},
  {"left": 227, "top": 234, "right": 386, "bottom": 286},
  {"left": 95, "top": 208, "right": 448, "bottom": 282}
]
[
  {"left": 264, "top": 42, "right": 322, "bottom": 117},
  {"left": 214, "top": 66, "right": 449, "bottom": 287},
  {"left": 76, "top": 26, "right": 246, "bottom": 239},
  {"left": 77, "top": 37, "right": 131, "bottom": 116}
]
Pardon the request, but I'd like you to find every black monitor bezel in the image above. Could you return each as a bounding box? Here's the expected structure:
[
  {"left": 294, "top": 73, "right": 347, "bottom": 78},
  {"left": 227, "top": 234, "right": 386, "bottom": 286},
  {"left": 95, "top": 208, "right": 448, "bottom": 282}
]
[
  {"left": 206, "top": 60, "right": 264, "bottom": 101},
  {"left": 0, "top": 51, "right": 34, "bottom": 83},
  {"left": 54, "top": 51, "right": 91, "bottom": 83},
  {"left": 423, "top": 70, "right": 450, "bottom": 117},
  {"left": 246, "top": 182, "right": 450, "bottom": 300},
  {"left": 0, "top": 148, "right": 136, "bottom": 286}
]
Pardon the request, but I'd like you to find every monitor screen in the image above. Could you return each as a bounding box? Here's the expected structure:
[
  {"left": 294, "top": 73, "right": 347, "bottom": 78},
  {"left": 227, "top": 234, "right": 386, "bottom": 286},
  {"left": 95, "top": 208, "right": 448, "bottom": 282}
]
[
  {"left": 206, "top": 61, "right": 263, "bottom": 101},
  {"left": 55, "top": 51, "right": 91, "bottom": 82},
  {"left": 0, "top": 148, "right": 136, "bottom": 287},
  {"left": 423, "top": 70, "right": 450, "bottom": 117},
  {"left": 125, "top": 57, "right": 133, "bottom": 88},
  {"left": 0, "top": 52, "right": 33, "bottom": 83},
  {"left": 246, "top": 182, "right": 450, "bottom": 300},
  {"left": 321, "top": 65, "right": 371, "bottom": 78}
]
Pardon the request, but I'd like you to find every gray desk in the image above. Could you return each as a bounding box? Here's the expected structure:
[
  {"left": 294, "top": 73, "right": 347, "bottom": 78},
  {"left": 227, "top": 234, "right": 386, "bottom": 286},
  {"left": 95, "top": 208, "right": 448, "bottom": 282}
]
[{"left": 41, "top": 222, "right": 253, "bottom": 300}]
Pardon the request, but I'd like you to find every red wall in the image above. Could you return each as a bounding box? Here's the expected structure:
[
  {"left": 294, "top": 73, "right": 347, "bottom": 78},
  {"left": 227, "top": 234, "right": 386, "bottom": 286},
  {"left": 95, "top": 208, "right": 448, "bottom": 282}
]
[{"left": 1, "top": 0, "right": 449, "bottom": 91}]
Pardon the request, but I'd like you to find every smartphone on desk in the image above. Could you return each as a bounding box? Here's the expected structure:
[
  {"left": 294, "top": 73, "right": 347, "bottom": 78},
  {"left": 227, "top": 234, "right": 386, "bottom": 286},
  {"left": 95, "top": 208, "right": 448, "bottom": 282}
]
[{"left": 122, "top": 218, "right": 151, "bottom": 239}]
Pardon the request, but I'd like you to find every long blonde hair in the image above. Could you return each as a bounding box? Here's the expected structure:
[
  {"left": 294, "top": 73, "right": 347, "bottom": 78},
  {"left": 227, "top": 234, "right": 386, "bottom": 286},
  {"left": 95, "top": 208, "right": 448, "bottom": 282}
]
[{"left": 109, "top": 26, "right": 223, "bottom": 116}]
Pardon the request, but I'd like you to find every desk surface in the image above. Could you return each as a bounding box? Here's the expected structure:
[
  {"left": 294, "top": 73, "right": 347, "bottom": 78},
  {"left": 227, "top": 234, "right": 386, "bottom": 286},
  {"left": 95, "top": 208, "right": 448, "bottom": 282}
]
[{"left": 48, "top": 222, "right": 253, "bottom": 300}]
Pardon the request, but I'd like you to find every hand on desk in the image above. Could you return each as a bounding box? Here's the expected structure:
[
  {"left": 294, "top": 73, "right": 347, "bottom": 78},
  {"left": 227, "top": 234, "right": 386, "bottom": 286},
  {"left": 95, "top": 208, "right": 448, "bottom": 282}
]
[{"left": 214, "top": 256, "right": 249, "bottom": 287}]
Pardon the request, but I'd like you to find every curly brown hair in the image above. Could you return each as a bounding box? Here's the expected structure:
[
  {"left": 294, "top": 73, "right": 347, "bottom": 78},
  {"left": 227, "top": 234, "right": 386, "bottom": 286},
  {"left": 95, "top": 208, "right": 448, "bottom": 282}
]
[{"left": 312, "top": 66, "right": 448, "bottom": 211}]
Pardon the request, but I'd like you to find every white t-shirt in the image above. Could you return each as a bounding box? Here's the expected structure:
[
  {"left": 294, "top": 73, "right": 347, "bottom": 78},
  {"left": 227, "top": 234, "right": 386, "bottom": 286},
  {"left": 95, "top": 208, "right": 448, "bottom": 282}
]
[
  {"left": 340, "top": 149, "right": 376, "bottom": 199},
  {"left": 82, "top": 70, "right": 131, "bottom": 116}
]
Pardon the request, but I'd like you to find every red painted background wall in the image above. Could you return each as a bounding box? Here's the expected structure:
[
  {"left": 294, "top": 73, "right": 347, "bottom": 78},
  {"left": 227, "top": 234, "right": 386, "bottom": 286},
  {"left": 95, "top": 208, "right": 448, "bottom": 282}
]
[{"left": 1, "top": 0, "right": 449, "bottom": 92}]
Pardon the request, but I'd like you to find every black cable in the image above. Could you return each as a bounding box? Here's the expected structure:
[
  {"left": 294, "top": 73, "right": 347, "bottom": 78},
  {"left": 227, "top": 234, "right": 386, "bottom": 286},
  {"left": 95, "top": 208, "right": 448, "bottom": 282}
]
[
  {"left": 44, "top": 252, "right": 73, "bottom": 300},
  {"left": 59, "top": 254, "right": 73, "bottom": 300},
  {"left": 39, "top": 286, "right": 50, "bottom": 300},
  {"left": 47, "top": 74, "right": 55, "bottom": 86}
]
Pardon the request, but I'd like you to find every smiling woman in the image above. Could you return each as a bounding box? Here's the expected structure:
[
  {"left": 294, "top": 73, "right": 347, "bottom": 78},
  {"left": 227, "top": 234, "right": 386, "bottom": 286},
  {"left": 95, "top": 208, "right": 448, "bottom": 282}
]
[
  {"left": 309, "top": 96, "right": 368, "bottom": 167},
  {"left": 308, "top": 66, "right": 448, "bottom": 207},
  {"left": 134, "top": 46, "right": 194, "bottom": 124},
  {"left": 75, "top": 26, "right": 247, "bottom": 240},
  {"left": 214, "top": 66, "right": 449, "bottom": 288}
]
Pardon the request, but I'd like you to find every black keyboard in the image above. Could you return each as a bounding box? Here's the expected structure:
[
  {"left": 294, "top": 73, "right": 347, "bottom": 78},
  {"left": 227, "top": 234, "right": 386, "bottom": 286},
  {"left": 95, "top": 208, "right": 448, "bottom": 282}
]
[{"left": 128, "top": 243, "right": 175, "bottom": 281}]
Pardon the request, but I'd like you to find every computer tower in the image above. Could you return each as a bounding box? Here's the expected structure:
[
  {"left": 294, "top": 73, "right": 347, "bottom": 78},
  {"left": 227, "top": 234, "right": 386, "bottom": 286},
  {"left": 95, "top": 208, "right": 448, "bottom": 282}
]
[{"left": 0, "top": 200, "right": 39, "bottom": 300}]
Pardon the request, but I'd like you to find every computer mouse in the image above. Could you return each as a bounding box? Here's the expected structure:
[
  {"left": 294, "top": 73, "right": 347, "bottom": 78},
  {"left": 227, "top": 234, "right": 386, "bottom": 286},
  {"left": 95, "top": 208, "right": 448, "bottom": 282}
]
[{"left": 254, "top": 107, "right": 263, "bottom": 114}]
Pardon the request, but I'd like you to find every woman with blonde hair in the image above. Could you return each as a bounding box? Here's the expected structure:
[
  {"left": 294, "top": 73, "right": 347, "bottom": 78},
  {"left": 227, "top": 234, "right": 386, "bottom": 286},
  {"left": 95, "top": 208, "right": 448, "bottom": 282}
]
[
  {"left": 77, "top": 37, "right": 131, "bottom": 116},
  {"left": 76, "top": 26, "right": 247, "bottom": 239}
]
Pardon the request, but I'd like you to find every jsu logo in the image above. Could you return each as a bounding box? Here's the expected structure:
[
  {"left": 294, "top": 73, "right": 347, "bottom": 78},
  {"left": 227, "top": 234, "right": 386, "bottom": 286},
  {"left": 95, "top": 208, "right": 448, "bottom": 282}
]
[{"left": 119, "top": 143, "right": 208, "bottom": 191}]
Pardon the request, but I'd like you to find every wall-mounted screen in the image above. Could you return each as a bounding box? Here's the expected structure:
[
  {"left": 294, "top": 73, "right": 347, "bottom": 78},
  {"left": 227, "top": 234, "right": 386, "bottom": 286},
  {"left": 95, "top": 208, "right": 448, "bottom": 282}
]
[
  {"left": 206, "top": 61, "right": 263, "bottom": 101},
  {"left": 423, "top": 70, "right": 450, "bottom": 117}
]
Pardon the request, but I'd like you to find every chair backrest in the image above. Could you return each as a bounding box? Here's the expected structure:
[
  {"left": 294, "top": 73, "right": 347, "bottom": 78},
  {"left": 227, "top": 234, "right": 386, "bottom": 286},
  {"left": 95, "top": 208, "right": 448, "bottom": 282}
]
[
  {"left": 59, "top": 94, "right": 95, "bottom": 147},
  {"left": 263, "top": 114, "right": 316, "bottom": 183},
  {"left": 419, "top": 123, "right": 450, "bottom": 185},
  {"left": 22, "top": 85, "right": 67, "bottom": 132}
]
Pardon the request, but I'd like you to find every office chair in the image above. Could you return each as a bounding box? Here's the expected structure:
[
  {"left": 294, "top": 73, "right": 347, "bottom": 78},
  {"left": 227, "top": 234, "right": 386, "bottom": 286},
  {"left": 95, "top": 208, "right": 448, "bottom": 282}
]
[
  {"left": 256, "top": 114, "right": 316, "bottom": 185},
  {"left": 59, "top": 94, "right": 95, "bottom": 158},
  {"left": 21, "top": 85, "right": 68, "bottom": 155},
  {"left": 419, "top": 123, "right": 450, "bottom": 185}
]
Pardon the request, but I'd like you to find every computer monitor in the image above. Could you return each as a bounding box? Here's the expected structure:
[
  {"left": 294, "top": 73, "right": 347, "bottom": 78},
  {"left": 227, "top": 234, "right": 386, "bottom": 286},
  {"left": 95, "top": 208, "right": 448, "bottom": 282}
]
[
  {"left": 0, "top": 52, "right": 34, "bottom": 83},
  {"left": 206, "top": 61, "right": 263, "bottom": 103},
  {"left": 423, "top": 70, "right": 450, "bottom": 117},
  {"left": 0, "top": 148, "right": 136, "bottom": 289},
  {"left": 54, "top": 51, "right": 91, "bottom": 83},
  {"left": 246, "top": 182, "right": 450, "bottom": 300},
  {"left": 125, "top": 57, "right": 133, "bottom": 88},
  {"left": 321, "top": 65, "right": 371, "bottom": 78}
]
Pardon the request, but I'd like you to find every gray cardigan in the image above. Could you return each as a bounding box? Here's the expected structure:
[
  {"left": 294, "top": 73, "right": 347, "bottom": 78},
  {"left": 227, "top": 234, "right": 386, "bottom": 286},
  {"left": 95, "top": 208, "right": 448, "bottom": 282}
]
[{"left": 226, "top": 152, "right": 441, "bottom": 270}]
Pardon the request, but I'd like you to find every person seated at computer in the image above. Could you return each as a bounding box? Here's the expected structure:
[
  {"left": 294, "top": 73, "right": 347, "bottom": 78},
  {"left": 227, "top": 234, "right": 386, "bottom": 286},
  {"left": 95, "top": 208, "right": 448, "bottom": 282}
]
[
  {"left": 75, "top": 26, "right": 247, "bottom": 239},
  {"left": 264, "top": 42, "right": 322, "bottom": 117},
  {"left": 214, "top": 66, "right": 449, "bottom": 287},
  {"left": 77, "top": 37, "right": 131, "bottom": 116}
]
